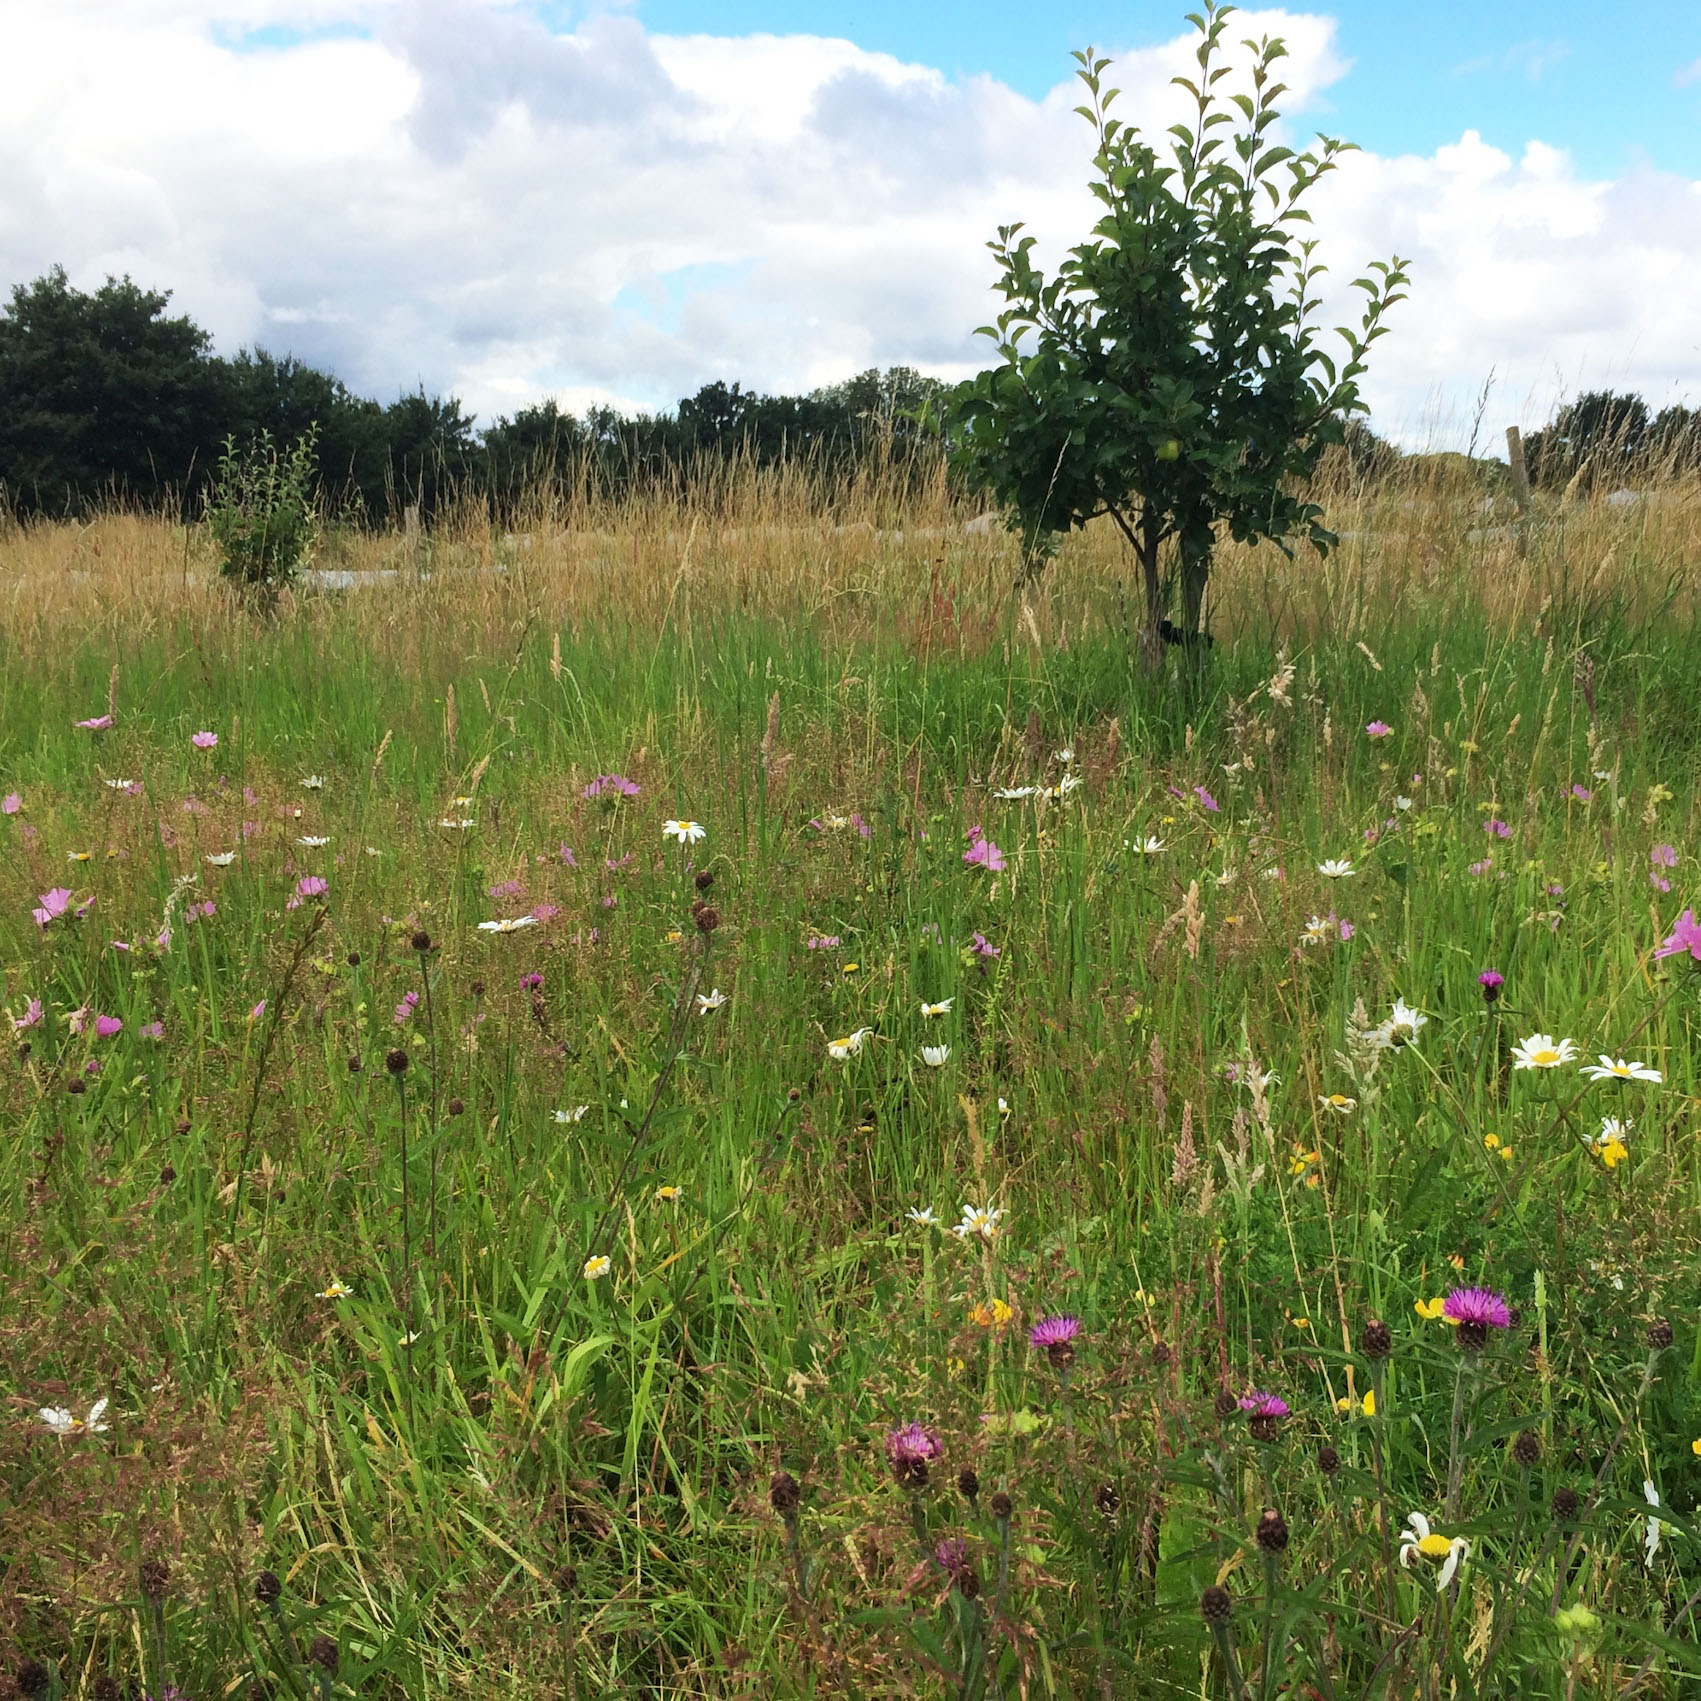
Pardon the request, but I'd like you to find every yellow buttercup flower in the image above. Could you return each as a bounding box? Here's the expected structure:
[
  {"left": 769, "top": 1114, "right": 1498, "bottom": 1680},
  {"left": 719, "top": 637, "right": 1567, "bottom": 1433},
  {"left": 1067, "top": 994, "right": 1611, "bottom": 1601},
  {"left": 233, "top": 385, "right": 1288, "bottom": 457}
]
[
  {"left": 1415, "top": 1297, "right": 1446, "bottom": 1320},
  {"left": 969, "top": 1298, "right": 1013, "bottom": 1329},
  {"left": 1691, "top": 1438, "right": 1701, "bottom": 1458}
]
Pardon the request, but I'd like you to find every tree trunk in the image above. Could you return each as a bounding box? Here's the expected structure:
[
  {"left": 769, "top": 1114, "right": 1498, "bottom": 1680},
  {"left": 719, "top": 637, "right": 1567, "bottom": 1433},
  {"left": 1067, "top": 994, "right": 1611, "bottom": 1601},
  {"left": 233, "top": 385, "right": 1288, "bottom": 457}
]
[{"left": 1180, "top": 536, "right": 1211, "bottom": 639}]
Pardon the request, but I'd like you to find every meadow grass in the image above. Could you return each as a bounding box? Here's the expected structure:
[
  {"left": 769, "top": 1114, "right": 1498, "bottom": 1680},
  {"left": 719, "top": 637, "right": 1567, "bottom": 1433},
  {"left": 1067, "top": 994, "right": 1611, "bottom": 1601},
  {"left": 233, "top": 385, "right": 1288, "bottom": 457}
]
[{"left": 2, "top": 470, "right": 1700, "bottom": 1698}]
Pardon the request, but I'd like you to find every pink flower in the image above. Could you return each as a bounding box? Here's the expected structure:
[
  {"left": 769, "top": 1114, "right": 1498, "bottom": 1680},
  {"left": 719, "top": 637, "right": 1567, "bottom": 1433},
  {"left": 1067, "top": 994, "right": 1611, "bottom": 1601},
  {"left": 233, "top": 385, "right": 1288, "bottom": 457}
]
[
  {"left": 1194, "top": 786, "right": 1219, "bottom": 812},
  {"left": 1468, "top": 857, "right": 1493, "bottom": 877},
  {"left": 191, "top": 731, "right": 218, "bottom": 749},
  {"left": 75, "top": 714, "right": 114, "bottom": 731},
  {"left": 1337, "top": 918, "right": 1355, "bottom": 942},
  {"left": 582, "top": 774, "right": 639, "bottom": 800},
  {"left": 286, "top": 875, "right": 328, "bottom": 910},
  {"left": 33, "top": 887, "right": 73, "bottom": 928},
  {"left": 1566, "top": 784, "right": 1592, "bottom": 802},
  {"left": 94, "top": 1014, "right": 123, "bottom": 1039},
  {"left": 249, "top": 1000, "right": 267, "bottom": 1021},
  {"left": 885, "top": 1422, "right": 943, "bottom": 1485},
  {"left": 1, "top": 792, "right": 20, "bottom": 815},
  {"left": 851, "top": 811, "right": 872, "bottom": 840},
  {"left": 806, "top": 934, "right": 841, "bottom": 950},
  {"left": 970, "top": 931, "right": 1000, "bottom": 960},
  {"left": 558, "top": 843, "right": 578, "bottom": 867},
  {"left": 530, "top": 902, "right": 560, "bottom": 923},
  {"left": 139, "top": 1021, "right": 164, "bottom": 1040},
  {"left": 963, "top": 832, "right": 1006, "bottom": 872},
  {"left": 68, "top": 1005, "right": 91, "bottom": 1035},
  {"left": 1366, "top": 721, "right": 1392, "bottom": 739},
  {"left": 1238, "top": 1391, "right": 1290, "bottom": 1419},
  {"left": 486, "top": 878, "right": 524, "bottom": 900},
  {"left": 1652, "top": 845, "right": 1679, "bottom": 867},
  {"left": 1484, "top": 818, "right": 1511, "bottom": 839},
  {"left": 520, "top": 972, "right": 544, "bottom": 991},
  {"left": 394, "top": 990, "right": 420, "bottom": 1025},
  {"left": 12, "top": 998, "right": 43, "bottom": 1032},
  {"left": 1654, "top": 908, "right": 1701, "bottom": 963}
]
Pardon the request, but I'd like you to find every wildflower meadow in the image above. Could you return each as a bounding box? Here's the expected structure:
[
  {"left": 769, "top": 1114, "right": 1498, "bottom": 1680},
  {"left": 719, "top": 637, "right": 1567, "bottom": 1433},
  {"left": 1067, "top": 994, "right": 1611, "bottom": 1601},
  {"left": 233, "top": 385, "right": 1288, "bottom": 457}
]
[{"left": 3, "top": 473, "right": 1701, "bottom": 1697}]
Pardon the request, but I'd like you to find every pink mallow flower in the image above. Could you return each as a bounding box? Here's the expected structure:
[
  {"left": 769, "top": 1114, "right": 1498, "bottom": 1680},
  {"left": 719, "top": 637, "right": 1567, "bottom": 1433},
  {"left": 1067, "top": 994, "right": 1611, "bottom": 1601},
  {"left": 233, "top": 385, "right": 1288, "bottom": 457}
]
[
  {"left": 394, "top": 990, "right": 420, "bottom": 1025},
  {"left": 191, "top": 731, "right": 218, "bottom": 749},
  {"left": 963, "top": 831, "right": 1006, "bottom": 873},
  {"left": 75, "top": 715, "right": 114, "bottom": 731},
  {"left": 139, "top": 1022, "right": 164, "bottom": 1040},
  {"left": 1653, "top": 909, "right": 1701, "bottom": 963},
  {"left": 94, "top": 1014, "right": 123, "bottom": 1038},
  {"left": 285, "top": 875, "right": 328, "bottom": 911},
  {"left": 1194, "top": 786, "right": 1219, "bottom": 812},
  {"left": 2, "top": 792, "right": 20, "bottom": 814},
  {"left": 12, "top": 998, "right": 43, "bottom": 1032},
  {"left": 1366, "top": 721, "right": 1393, "bottom": 739},
  {"left": 970, "top": 931, "right": 1000, "bottom": 960},
  {"left": 33, "top": 887, "right": 73, "bottom": 928},
  {"left": 1484, "top": 818, "right": 1512, "bottom": 839},
  {"left": 582, "top": 774, "right": 640, "bottom": 800}
]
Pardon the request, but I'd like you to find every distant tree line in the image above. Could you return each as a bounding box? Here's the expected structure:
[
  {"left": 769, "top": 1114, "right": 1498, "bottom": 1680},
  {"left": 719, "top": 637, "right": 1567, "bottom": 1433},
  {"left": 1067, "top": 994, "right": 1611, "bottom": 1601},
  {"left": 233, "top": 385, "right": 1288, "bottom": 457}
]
[
  {"left": 1524, "top": 391, "right": 1701, "bottom": 489},
  {"left": 0, "top": 268, "right": 947, "bottom": 521}
]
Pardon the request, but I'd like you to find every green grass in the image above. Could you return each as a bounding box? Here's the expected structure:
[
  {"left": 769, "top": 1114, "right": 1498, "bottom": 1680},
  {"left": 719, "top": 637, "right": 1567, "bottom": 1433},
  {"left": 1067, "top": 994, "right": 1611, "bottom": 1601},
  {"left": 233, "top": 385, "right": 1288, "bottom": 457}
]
[{"left": 3, "top": 555, "right": 1701, "bottom": 1698}]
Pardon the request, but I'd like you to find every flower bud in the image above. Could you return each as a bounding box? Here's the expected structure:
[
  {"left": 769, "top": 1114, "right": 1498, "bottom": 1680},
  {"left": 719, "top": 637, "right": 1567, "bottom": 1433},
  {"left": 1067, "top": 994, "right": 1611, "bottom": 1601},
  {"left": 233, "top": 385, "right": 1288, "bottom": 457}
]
[
  {"left": 308, "top": 1635, "right": 339, "bottom": 1675},
  {"left": 1255, "top": 1508, "right": 1289, "bottom": 1554},
  {"left": 1361, "top": 1318, "right": 1393, "bottom": 1359},
  {"left": 1201, "top": 1584, "right": 1232, "bottom": 1624},
  {"left": 385, "top": 1047, "right": 409, "bottom": 1075},
  {"left": 1511, "top": 1429, "right": 1542, "bottom": 1469},
  {"left": 255, "top": 1568, "right": 282, "bottom": 1605},
  {"left": 769, "top": 1471, "right": 801, "bottom": 1516},
  {"left": 990, "top": 1491, "right": 1013, "bottom": 1520},
  {"left": 1649, "top": 1317, "right": 1675, "bottom": 1351}
]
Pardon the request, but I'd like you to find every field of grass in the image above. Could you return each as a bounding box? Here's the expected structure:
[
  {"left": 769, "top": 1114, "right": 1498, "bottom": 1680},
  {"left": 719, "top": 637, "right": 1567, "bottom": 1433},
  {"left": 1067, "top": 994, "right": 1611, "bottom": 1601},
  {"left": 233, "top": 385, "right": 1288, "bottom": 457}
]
[{"left": 2, "top": 469, "right": 1701, "bottom": 1698}]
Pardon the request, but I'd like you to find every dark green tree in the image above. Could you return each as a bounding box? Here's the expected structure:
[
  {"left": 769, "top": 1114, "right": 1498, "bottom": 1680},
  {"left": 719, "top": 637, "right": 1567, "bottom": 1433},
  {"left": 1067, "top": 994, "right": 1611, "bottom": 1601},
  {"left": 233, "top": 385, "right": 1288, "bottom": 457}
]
[
  {"left": 0, "top": 266, "right": 229, "bottom": 512},
  {"left": 1525, "top": 391, "right": 1652, "bottom": 489},
  {"left": 947, "top": 4, "right": 1407, "bottom": 659}
]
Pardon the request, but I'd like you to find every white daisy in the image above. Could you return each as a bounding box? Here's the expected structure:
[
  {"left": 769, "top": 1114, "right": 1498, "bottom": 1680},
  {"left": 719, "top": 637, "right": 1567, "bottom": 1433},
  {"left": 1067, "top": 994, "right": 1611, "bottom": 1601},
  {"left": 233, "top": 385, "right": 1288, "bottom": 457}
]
[
  {"left": 997, "top": 1096, "right": 1011, "bottom": 1119},
  {"left": 1645, "top": 1480, "right": 1667, "bottom": 1566},
  {"left": 478, "top": 916, "right": 538, "bottom": 934},
  {"left": 1299, "top": 914, "right": 1333, "bottom": 947},
  {"left": 695, "top": 988, "right": 727, "bottom": 1015},
  {"left": 205, "top": 851, "right": 237, "bottom": 867},
  {"left": 317, "top": 1279, "right": 353, "bottom": 1299},
  {"left": 663, "top": 819, "right": 706, "bottom": 844},
  {"left": 554, "top": 1105, "right": 590, "bottom": 1123},
  {"left": 1317, "top": 858, "right": 1357, "bottom": 879},
  {"left": 921, "top": 1044, "right": 950, "bottom": 1067},
  {"left": 39, "top": 1397, "right": 109, "bottom": 1436},
  {"left": 1580, "top": 1055, "right": 1662, "bottom": 1084},
  {"left": 1393, "top": 796, "right": 1414, "bottom": 811},
  {"left": 296, "top": 835, "right": 330, "bottom": 848},
  {"left": 906, "top": 1206, "right": 940, "bottom": 1227},
  {"left": 827, "top": 1027, "right": 873, "bottom": 1061},
  {"left": 1510, "top": 1033, "right": 1578, "bottom": 1071},
  {"left": 365, "top": 846, "right": 382, "bottom": 857},
  {"left": 994, "top": 786, "right": 1037, "bottom": 800},
  {"left": 439, "top": 817, "right": 476, "bottom": 829},
  {"left": 583, "top": 1255, "right": 611, "bottom": 1281},
  {"left": 1398, "top": 1512, "right": 1469, "bottom": 1589},
  {"left": 1055, "top": 747, "right": 1075, "bottom": 763},
  {"left": 1318, "top": 1093, "right": 1357, "bottom": 1114},
  {"left": 103, "top": 778, "right": 138, "bottom": 790},
  {"left": 1381, "top": 999, "right": 1428, "bottom": 1049},
  {"left": 301, "top": 775, "right": 325, "bottom": 790},
  {"left": 1126, "top": 836, "right": 1165, "bottom": 855},
  {"left": 920, "top": 998, "right": 953, "bottom": 1017},
  {"left": 953, "top": 1203, "right": 1004, "bottom": 1242}
]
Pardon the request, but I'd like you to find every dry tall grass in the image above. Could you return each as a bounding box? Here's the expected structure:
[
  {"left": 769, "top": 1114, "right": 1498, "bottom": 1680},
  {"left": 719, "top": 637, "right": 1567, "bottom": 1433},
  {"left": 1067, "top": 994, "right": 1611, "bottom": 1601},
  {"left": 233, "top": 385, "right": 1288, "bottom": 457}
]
[{"left": 1, "top": 453, "right": 1695, "bottom": 671}]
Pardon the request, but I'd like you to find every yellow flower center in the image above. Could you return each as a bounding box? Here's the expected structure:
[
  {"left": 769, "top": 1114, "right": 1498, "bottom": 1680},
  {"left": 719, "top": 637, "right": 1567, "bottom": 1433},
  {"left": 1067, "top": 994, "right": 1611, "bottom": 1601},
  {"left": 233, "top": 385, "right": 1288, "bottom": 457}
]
[
  {"left": 1417, "top": 1533, "right": 1454, "bottom": 1559},
  {"left": 1532, "top": 1048, "right": 1560, "bottom": 1066}
]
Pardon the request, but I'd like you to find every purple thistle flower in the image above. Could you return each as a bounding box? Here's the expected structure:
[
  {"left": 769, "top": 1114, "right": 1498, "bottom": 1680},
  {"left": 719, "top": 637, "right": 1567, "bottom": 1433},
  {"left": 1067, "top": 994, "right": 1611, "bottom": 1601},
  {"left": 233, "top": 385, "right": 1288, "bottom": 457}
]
[
  {"left": 583, "top": 773, "right": 640, "bottom": 800},
  {"left": 1478, "top": 969, "right": 1504, "bottom": 1002},
  {"left": 1238, "top": 1391, "right": 1290, "bottom": 1419},
  {"left": 1484, "top": 818, "right": 1512, "bottom": 839},
  {"left": 1194, "top": 786, "right": 1219, "bottom": 812},
  {"left": 1654, "top": 908, "right": 1701, "bottom": 962},
  {"left": 520, "top": 972, "right": 544, "bottom": 991},
  {"left": 885, "top": 1421, "right": 943, "bottom": 1487},
  {"left": 934, "top": 1537, "right": 970, "bottom": 1578},
  {"left": 1443, "top": 1285, "right": 1510, "bottom": 1352},
  {"left": 1030, "top": 1314, "right": 1081, "bottom": 1370}
]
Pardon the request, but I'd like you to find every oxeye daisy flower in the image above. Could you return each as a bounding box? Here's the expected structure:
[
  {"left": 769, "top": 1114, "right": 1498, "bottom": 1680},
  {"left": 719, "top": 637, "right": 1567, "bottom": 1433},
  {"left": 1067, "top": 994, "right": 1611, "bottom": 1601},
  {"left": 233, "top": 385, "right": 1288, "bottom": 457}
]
[
  {"left": 205, "top": 851, "right": 237, "bottom": 867},
  {"left": 1442, "top": 1286, "right": 1510, "bottom": 1352},
  {"left": 554, "top": 1105, "right": 590, "bottom": 1123},
  {"left": 695, "top": 987, "right": 726, "bottom": 1015},
  {"left": 1581, "top": 1054, "right": 1662, "bottom": 1084},
  {"left": 827, "top": 1027, "right": 873, "bottom": 1061},
  {"left": 296, "top": 834, "right": 330, "bottom": 848},
  {"left": 1378, "top": 999, "right": 1427, "bottom": 1049},
  {"left": 663, "top": 819, "right": 706, "bottom": 844},
  {"left": 1317, "top": 858, "right": 1356, "bottom": 879},
  {"left": 994, "top": 785, "right": 1036, "bottom": 800},
  {"left": 885, "top": 1422, "right": 943, "bottom": 1486},
  {"left": 920, "top": 998, "right": 953, "bottom": 1017},
  {"left": 1127, "top": 835, "right": 1165, "bottom": 854},
  {"left": 953, "top": 1202, "right": 1003, "bottom": 1242},
  {"left": 440, "top": 817, "right": 476, "bottom": 829},
  {"left": 1590, "top": 1117, "right": 1631, "bottom": 1168},
  {"left": 906, "top": 1206, "right": 939, "bottom": 1227},
  {"left": 300, "top": 775, "right": 325, "bottom": 790},
  {"left": 1393, "top": 795, "right": 1414, "bottom": 810},
  {"left": 581, "top": 1254, "right": 612, "bottom": 1281},
  {"left": 39, "top": 1397, "right": 109, "bottom": 1435},
  {"left": 316, "top": 1279, "right": 353, "bottom": 1300},
  {"left": 1318, "top": 1092, "right": 1357, "bottom": 1114},
  {"left": 654, "top": 1184, "right": 682, "bottom": 1203},
  {"left": 478, "top": 916, "right": 538, "bottom": 934},
  {"left": 920, "top": 1044, "right": 950, "bottom": 1067},
  {"left": 1511, "top": 1033, "right": 1577, "bottom": 1070},
  {"left": 1399, "top": 1513, "right": 1468, "bottom": 1588},
  {"left": 1029, "top": 1315, "right": 1081, "bottom": 1369},
  {"left": 191, "top": 730, "right": 218, "bottom": 749}
]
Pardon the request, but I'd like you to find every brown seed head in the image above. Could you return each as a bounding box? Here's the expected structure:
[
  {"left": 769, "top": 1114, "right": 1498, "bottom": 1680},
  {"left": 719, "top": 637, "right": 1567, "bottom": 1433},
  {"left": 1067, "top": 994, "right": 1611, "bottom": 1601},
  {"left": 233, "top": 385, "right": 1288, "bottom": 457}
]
[
  {"left": 469, "top": 979, "right": 485, "bottom": 998},
  {"left": 1248, "top": 1413, "right": 1281, "bottom": 1443},
  {"left": 174, "top": 1119, "right": 191, "bottom": 1135},
  {"left": 694, "top": 869, "right": 715, "bottom": 891},
  {"left": 448, "top": 1097, "right": 465, "bottom": 1117},
  {"left": 159, "top": 1164, "right": 176, "bottom": 1184},
  {"left": 957, "top": 1468, "right": 980, "bottom": 1503},
  {"left": 693, "top": 903, "right": 721, "bottom": 934},
  {"left": 1201, "top": 1584, "right": 1233, "bottom": 1624},
  {"left": 411, "top": 930, "right": 432, "bottom": 953},
  {"left": 92, "top": 1677, "right": 121, "bottom": 1701},
  {"left": 67, "top": 1077, "right": 86, "bottom": 1095},
  {"left": 1151, "top": 1340, "right": 1175, "bottom": 1369},
  {"left": 1361, "top": 1318, "right": 1393, "bottom": 1359},
  {"left": 308, "top": 1634, "right": 339, "bottom": 1675},
  {"left": 345, "top": 950, "right": 360, "bottom": 967},
  {"left": 957, "top": 1566, "right": 981, "bottom": 1600},
  {"left": 347, "top": 1054, "right": 362, "bottom": 1073},
  {"left": 1213, "top": 1388, "right": 1239, "bottom": 1420},
  {"left": 1455, "top": 1319, "right": 1488, "bottom": 1354},
  {"left": 1317, "top": 1443, "right": 1340, "bottom": 1476},
  {"left": 1649, "top": 1317, "right": 1675, "bottom": 1351},
  {"left": 1256, "top": 1507, "right": 1289, "bottom": 1554},
  {"left": 1552, "top": 1487, "right": 1580, "bottom": 1522},
  {"left": 254, "top": 1568, "right": 282, "bottom": 1605},
  {"left": 769, "top": 1471, "right": 801, "bottom": 1516},
  {"left": 140, "top": 1557, "right": 170, "bottom": 1600},
  {"left": 1094, "top": 1482, "right": 1121, "bottom": 1517},
  {"left": 385, "top": 1047, "right": 409, "bottom": 1075},
  {"left": 990, "top": 1491, "right": 1013, "bottom": 1520},
  {"left": 17, "top": 1662, "right": 49, "bottom": 1697},
  {"left": 1512, "top": 1429, "right": 1542, "bottom": 1469}
]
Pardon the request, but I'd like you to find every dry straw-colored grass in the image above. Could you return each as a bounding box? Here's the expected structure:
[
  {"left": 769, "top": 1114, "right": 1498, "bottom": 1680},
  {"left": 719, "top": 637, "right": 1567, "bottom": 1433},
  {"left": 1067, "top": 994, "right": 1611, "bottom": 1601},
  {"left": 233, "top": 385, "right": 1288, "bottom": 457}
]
[{"left": 1, "top": 450, "right": 1695, "bottom": 665}]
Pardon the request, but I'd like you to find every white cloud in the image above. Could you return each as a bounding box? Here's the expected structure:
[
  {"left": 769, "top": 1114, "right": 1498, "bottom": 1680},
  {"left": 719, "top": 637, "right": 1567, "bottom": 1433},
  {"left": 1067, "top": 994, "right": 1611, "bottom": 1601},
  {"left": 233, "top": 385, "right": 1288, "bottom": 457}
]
[{"left": 0, "top": 1, "right": 1696, "bottom": 447}]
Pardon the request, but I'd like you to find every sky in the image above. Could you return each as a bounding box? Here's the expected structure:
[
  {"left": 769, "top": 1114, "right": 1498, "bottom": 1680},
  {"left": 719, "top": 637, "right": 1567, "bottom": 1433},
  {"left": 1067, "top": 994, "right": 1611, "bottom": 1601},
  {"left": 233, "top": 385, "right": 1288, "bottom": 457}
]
[{"left": 3, "top": 0, "right": 1699, "bottom": 449}]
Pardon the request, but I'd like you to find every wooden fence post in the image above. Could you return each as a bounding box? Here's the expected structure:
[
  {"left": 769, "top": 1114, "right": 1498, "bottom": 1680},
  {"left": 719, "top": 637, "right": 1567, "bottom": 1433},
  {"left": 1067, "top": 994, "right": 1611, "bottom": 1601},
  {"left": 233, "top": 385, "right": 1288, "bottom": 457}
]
[{"left": 1505, "top": 426, "right": 1531, "bottom": 559}]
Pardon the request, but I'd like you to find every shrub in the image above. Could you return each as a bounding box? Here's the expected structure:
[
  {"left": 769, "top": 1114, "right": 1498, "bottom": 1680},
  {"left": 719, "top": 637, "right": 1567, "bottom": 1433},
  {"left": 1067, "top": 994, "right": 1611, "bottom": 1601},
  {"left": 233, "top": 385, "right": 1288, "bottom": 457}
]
[{"left": 205, "top": 425, "right": 318, "bottom": 598}]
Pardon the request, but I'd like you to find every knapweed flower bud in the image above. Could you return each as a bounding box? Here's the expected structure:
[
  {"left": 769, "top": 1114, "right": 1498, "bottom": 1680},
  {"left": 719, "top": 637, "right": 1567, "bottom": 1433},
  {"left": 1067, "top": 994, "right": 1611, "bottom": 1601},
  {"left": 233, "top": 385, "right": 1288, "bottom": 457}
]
[
  {"left": 1317, "top": 1443, "right": 1340, "bottom": 1476},
  {"left": 175, "top": 1118, "right": 191, "bottom": 1135},
  {"left": 1255, "top": 1508, "right": 1289, "bottom": 1555},
  {"left": 694, "top": 869, "right": 715, "bottom": 891},
  {"left": 1361, "top": 1318, "right": 1393, "bottom": 1359},
  {"left": 1512, "top": 1430, "right": 1542, "bottom": 1468},
  {"left": 255, "top": 1568, "right": 282, "bottom": 1605},
  {"left": 1649, "top": 1317, "right": 1675, "bottom": 1351},
  {"left": 308, "top": 1634, "right": 339, "bottom": 1675},
  {"left": 140, "top": 1557, "right": 170, "bottom": 1600},
  {"left": 692, "top": 903, "right": 721, "bottom": 934},
  {"left": 345, "top": 950, "right": 361, "bottom": 967},
  {"left": 787, "top": 1087, "right": 801, "bottom": 1103},
  {"left": 1201, "top": 1584, "right": 1233, "bottom": 1624},
  {"left": 347, "top": 1055, "right": 362, "bottom": 1073},
  {"left": 92, "top": 1676, "right": 120, "bottom": 1701},
  {"left": 385, "top": 1047, "right": 409, "bottom": 1075},
  {"left": 990, "top": 1491, "right": 1013, "bottom": 1520},
  {"left": 1214, "top": 1389, "right": 1239, "bottom": 1420},
  {"left": 957, "top": 1468, "right": 980, "bottom": 1504},
  {"left": 411, "top": 930, "right": 432, "bottom": 953},
  {"left": 957, "top": 1566, "right": 981, "bottom": 1600},
  {"left": 469, "top": 979, "right": 485, "bottom": 998},
  {"left": 769, "top": 1471, "right": 801, "bottom": 1516},
  {"left": 159, "top": 1164, "right": 176, "bottom": 1184},
  {"left": 1151, "top": 1340, "right": 1175, "bottom": 1369},
  {"left": 1094, "top": 1482, "right": 1121, "bottom": 1516},
  {"left": 67, "top": 1077, "right": 86, "bottom": 1095},
  {"left": 17, "top": 1661, "right": 49, "bottom": 1697},
  {"left": 448, "top": 1097, "right": 465, "bottom": 1117},
  {"left": 1552, "top": 1487, "right": 1580, "bottom": 1522}
]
